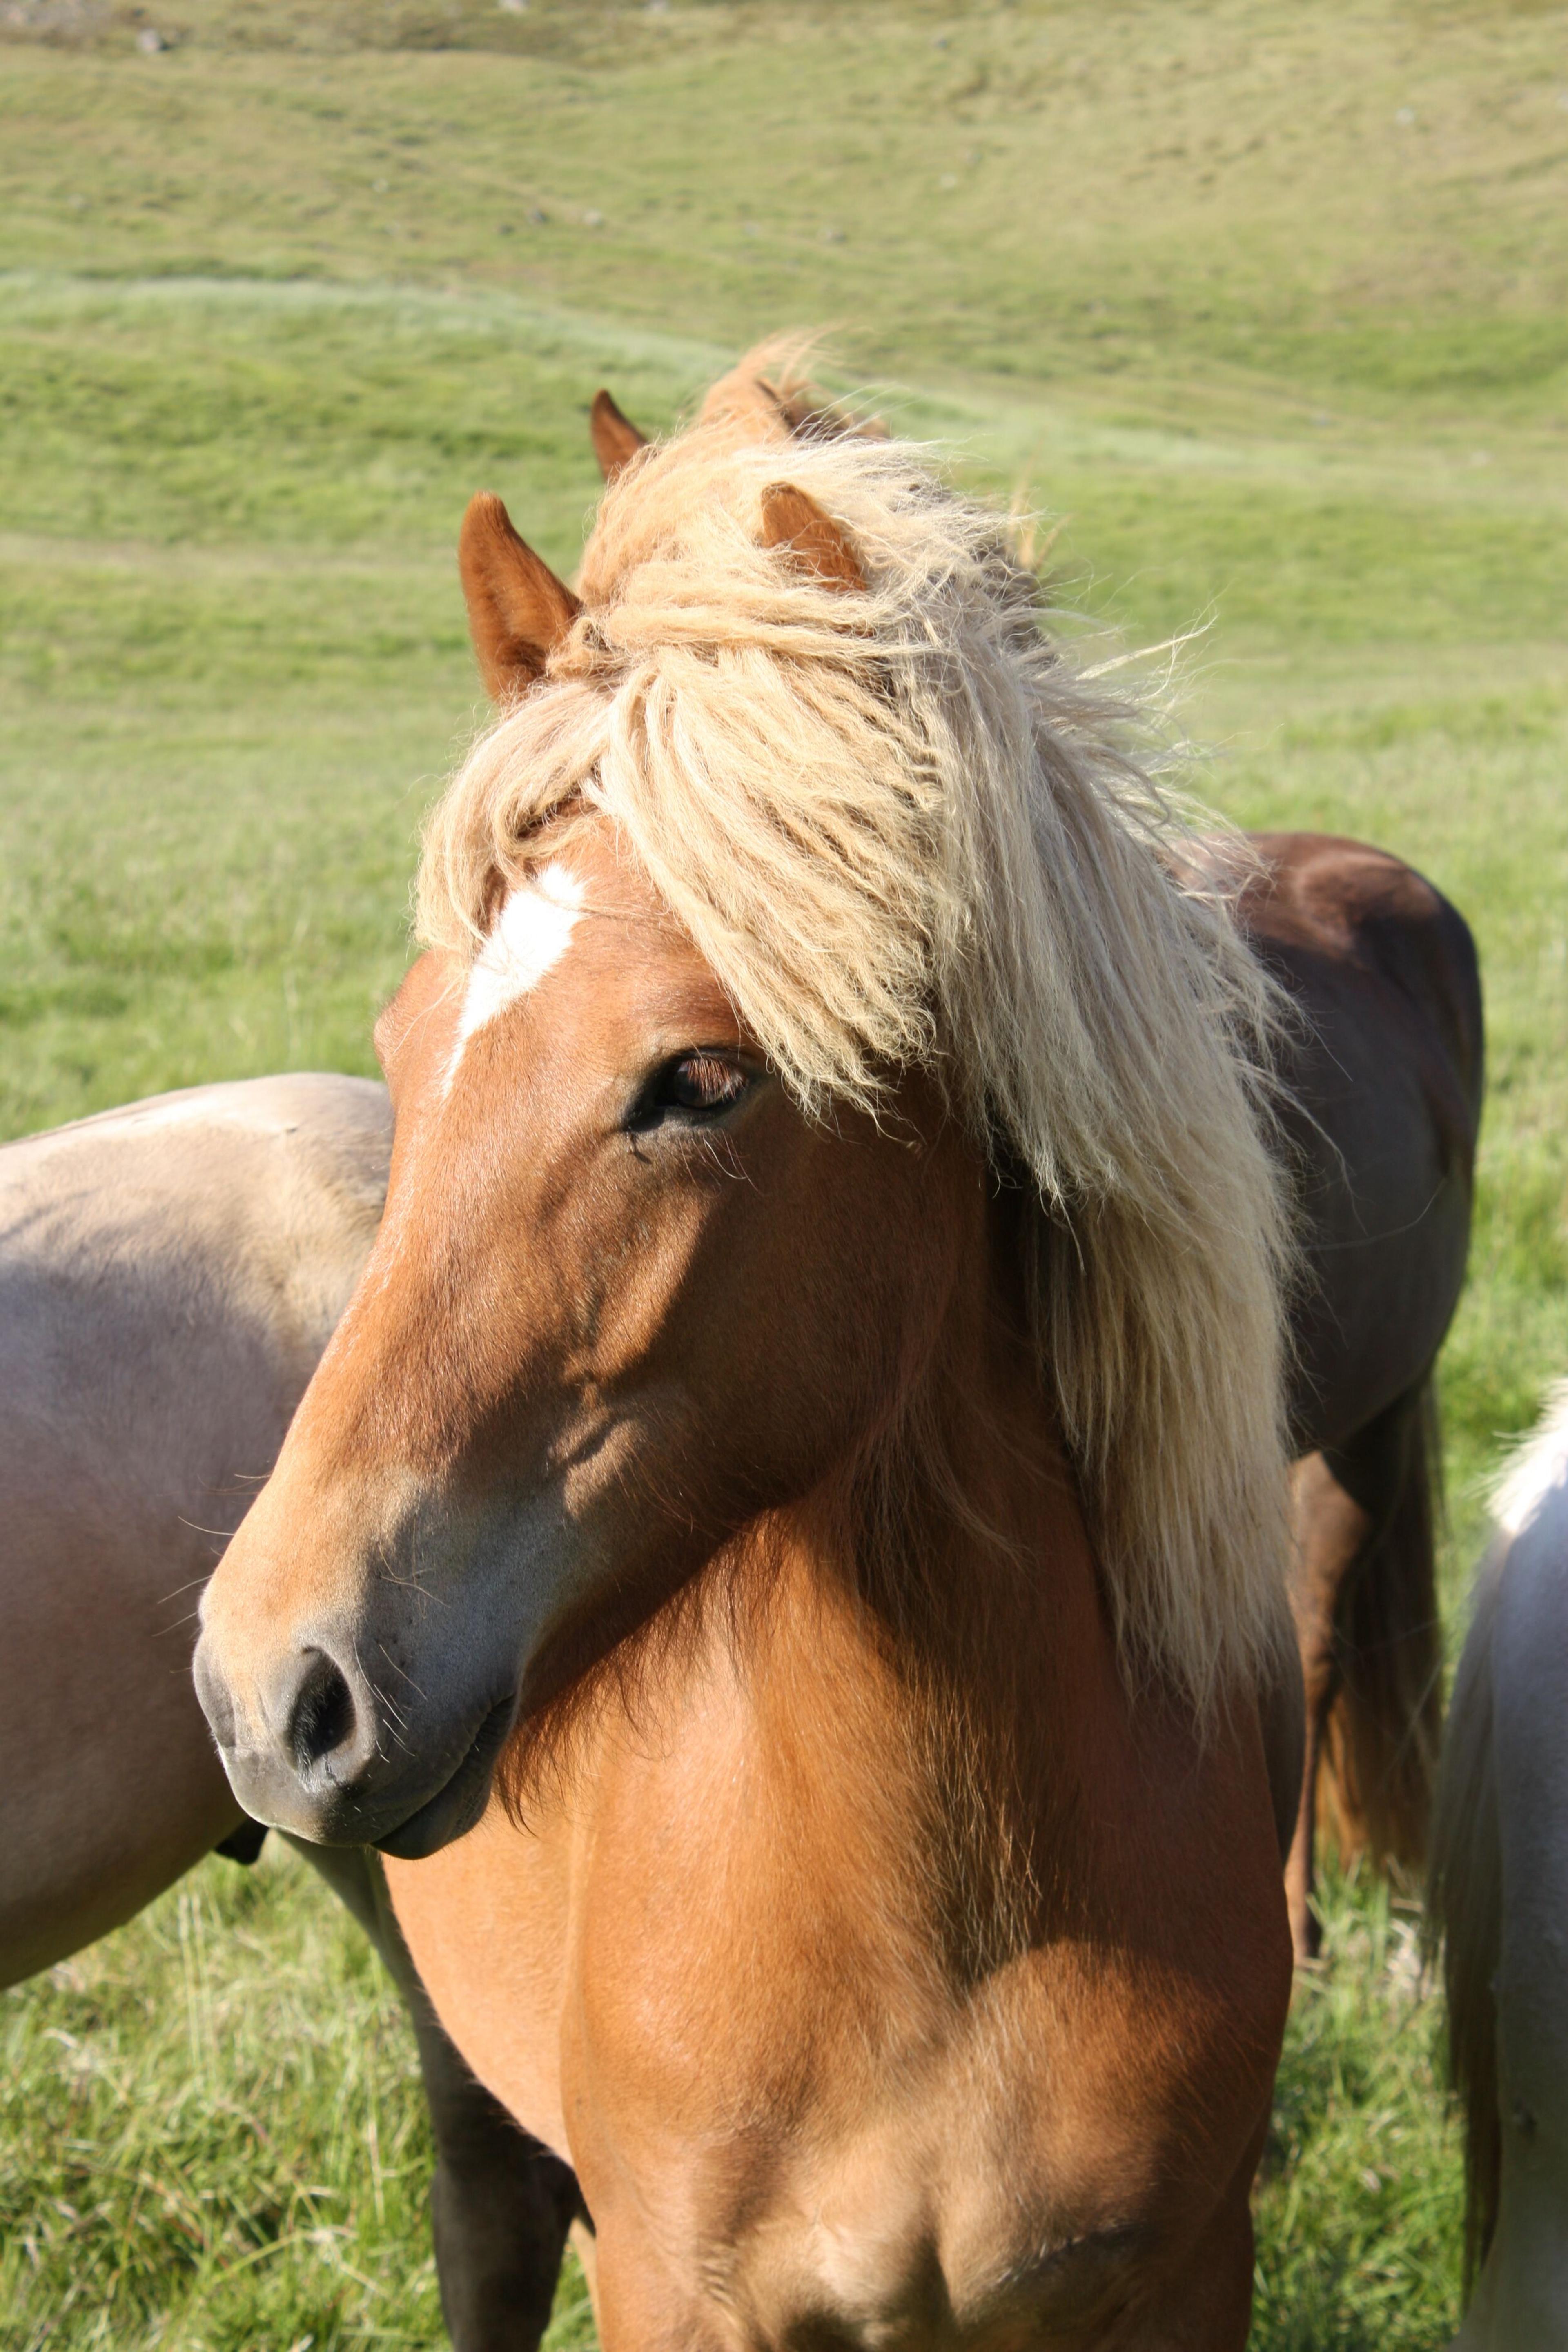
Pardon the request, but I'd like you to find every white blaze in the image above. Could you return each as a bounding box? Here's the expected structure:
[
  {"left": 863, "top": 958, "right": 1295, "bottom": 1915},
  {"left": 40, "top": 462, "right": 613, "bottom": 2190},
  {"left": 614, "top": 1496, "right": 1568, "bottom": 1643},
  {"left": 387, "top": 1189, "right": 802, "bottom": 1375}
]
[{"left": 450, "top": 862, "right": 584, "bottom": 1078}]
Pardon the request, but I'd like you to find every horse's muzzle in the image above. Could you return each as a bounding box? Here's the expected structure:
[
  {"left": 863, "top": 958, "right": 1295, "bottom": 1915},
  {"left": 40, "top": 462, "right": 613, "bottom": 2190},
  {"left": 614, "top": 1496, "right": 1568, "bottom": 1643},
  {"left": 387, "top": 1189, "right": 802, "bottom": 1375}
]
[{"left": 191, "top": 1626, "right": 512, "bottom": 1853}]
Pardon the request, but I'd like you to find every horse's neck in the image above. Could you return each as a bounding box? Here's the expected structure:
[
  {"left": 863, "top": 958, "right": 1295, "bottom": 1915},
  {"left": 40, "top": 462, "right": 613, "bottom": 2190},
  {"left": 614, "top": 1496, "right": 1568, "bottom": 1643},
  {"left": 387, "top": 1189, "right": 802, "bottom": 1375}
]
[{"left": 733, "top": 1205, "right": 1123, "bottom": 1971}]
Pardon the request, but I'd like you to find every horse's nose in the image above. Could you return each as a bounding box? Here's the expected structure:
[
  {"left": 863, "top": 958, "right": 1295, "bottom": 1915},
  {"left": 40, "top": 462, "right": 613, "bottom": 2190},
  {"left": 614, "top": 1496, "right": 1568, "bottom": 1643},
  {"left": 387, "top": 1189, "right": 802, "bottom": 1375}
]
[{"left": 193, "top": 1630, "right": 382, "bottom": 1835}]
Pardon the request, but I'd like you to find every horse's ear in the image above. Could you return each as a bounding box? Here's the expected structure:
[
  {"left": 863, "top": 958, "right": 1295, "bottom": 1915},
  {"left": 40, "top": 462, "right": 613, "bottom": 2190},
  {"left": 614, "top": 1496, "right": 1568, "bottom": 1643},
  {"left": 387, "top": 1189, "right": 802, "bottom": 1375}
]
[
  {"left": 458, "top": 492, "right": 582, "bottom": 702},
  {"left": 760, "top": 483, "right": 866, "bottom": 594},
  {"left": 590, "top": 388, "right": 648, "bottom": 482}
]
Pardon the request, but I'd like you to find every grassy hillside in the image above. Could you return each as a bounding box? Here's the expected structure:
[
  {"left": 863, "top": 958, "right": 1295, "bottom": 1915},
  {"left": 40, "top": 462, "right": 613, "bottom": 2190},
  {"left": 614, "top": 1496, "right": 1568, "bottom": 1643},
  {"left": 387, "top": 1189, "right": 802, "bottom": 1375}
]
[{"left": 2, "top": 3, "right": 1566, "bottom": 2345}]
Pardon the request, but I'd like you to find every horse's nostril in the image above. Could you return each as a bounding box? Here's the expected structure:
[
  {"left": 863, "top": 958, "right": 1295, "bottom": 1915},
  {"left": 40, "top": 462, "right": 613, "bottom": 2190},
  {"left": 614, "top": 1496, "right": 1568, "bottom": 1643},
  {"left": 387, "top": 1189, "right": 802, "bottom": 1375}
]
[{"left": 288, "top": 1650, "right": 359, "bottom": 1773}]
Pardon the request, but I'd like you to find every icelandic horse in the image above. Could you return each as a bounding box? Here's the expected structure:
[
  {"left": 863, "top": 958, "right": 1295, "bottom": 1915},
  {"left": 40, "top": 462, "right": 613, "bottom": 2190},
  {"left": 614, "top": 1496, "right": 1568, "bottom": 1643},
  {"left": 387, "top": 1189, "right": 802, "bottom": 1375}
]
[
  {"left": 592, "top": 367, "right": 1485, "bottom": 1961},
  {"left": 1430, "top": 1381, "right": 1568, "bottom": 2350},
  {"left": 196, "top": 356, "right": 1310, "bottom": 2350},
  {"left": 0, "top": 1076, "right": 581, "bottom": 2352}
]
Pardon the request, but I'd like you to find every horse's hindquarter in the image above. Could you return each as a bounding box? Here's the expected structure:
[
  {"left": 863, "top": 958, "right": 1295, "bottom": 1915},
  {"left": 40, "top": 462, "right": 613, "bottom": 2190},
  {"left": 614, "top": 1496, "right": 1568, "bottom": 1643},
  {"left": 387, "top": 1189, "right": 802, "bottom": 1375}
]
[
  {"left": 1243, "top": 833, "right": 1483, "bottom": 1454},
  {"left": 0, "top": 1077, "right": 391, "bottom": 1980},
  {"left": 387, "top": 1544, "right": 1290, "bottom": 2352}
]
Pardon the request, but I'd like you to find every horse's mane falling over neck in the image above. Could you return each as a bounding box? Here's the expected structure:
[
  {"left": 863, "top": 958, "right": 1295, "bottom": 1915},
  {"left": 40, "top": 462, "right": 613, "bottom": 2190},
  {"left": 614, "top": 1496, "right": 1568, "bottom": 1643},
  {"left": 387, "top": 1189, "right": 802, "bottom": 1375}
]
[{"left": 420, "top": 341, "right": 1296, "bottom": 1717}]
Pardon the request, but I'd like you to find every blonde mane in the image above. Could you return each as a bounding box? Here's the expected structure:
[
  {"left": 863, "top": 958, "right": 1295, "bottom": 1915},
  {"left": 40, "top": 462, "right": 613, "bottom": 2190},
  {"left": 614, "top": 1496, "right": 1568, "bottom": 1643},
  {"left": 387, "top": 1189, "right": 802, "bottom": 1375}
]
[{"left": 419, "top": 342, "right": 1295, "bottom": 1714}]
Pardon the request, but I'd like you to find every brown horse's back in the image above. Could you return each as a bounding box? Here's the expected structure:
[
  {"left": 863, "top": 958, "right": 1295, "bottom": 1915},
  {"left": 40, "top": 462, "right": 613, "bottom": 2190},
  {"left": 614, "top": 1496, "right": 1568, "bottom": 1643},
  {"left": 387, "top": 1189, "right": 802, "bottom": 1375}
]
[{"left": 1243, "top": 831, "right": 1482, "bottom": 1454}]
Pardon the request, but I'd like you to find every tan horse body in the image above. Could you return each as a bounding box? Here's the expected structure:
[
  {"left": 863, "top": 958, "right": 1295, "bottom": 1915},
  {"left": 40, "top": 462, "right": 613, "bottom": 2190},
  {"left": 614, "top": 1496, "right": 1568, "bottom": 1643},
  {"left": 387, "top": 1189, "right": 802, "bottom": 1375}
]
[{"left": 0, "top": 1074, "right": 389, "bottom": 1977}]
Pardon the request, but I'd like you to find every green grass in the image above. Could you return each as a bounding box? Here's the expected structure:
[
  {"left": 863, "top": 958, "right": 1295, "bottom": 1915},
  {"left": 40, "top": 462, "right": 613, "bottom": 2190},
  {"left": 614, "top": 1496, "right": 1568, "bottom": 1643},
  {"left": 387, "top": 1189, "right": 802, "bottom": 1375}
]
[
  {"left": 1253, "top": 1868, "right": 1460, "bottom": 2349},
  {"left": 0, "top": 1839, "right": 604, "bottom": 2352},
  {"left": 2, "top": 1, "right": 1566, "bottom": 2343}
]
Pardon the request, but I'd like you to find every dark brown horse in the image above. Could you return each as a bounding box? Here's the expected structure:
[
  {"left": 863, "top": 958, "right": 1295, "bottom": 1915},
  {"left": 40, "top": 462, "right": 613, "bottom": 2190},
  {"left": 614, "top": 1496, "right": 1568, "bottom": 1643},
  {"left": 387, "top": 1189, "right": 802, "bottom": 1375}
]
[{"left": 1243, "top": 835, "right": 1482, "bottom": 1954}]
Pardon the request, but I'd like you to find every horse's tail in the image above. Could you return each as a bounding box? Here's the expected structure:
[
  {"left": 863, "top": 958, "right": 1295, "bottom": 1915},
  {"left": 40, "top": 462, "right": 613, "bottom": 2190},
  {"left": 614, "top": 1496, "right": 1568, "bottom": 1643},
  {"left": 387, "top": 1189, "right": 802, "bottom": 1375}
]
[
  {"left": 1428, "top": 1557, "right": 1504, "bottom": 2285},
  {"left": 1318, "top": 1377, "right": 1445, "bottom": 1873}
]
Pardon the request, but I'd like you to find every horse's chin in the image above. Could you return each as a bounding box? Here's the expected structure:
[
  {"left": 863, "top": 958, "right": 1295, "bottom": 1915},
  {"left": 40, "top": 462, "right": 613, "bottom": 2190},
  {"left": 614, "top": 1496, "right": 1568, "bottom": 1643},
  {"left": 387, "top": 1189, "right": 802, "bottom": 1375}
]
[
  {"left": 207, "top": 1689, "right": 516, "bottom": 1855},
  {"left": 371, "top": 1695, "right": 517, "bottom": 1859}
]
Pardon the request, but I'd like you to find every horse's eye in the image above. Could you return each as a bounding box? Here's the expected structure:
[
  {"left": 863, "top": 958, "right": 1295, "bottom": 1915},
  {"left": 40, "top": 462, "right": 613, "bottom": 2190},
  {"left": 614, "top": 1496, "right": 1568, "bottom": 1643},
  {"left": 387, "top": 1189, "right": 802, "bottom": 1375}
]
[
  {"left": 661, "top": 1053, "right": 751, "bottom": 1115},
  {"left": 630, "top": 1052, "right": 755, "bottom": 1130}
]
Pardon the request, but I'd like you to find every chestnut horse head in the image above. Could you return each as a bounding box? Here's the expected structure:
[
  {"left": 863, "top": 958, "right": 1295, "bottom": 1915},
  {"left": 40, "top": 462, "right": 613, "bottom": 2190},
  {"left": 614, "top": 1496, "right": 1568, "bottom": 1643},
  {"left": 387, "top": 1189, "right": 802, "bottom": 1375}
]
[{"left": 195, "top": 352, "right": 1295, "bottom": 1864}]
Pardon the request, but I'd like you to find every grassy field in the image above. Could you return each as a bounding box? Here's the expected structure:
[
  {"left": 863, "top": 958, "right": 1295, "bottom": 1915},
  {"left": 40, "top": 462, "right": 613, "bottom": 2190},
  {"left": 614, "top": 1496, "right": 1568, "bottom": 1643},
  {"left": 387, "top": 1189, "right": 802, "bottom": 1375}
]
[{"left": 1, "top": 2, "right": 1565, "bottom": 2344}]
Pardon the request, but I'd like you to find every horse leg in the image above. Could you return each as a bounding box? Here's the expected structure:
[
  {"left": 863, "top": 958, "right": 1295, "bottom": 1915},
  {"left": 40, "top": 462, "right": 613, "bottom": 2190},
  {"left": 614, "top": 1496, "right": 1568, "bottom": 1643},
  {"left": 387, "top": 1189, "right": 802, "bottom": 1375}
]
[
  {"left": 1285, "top": 1452, "right": 1371, "bottom": 1962},
  {"left": 415, "top": 1989, "right": 586, "bottom": 2352},
  {"left": 289, "top": 1840, "right": 584, "bottom": 2352}
]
